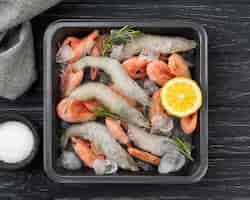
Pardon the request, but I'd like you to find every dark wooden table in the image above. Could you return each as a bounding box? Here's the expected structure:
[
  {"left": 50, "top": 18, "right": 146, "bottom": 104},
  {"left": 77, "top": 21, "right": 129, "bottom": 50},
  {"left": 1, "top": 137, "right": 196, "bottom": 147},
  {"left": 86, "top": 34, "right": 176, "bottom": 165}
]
[{"left": 1, "top": 0, "right": 250, "bottom": 199}]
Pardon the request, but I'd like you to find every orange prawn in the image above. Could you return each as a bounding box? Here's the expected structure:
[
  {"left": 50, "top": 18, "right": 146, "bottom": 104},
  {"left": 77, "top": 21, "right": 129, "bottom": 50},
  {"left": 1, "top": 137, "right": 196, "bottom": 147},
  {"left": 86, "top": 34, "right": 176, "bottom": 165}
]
[
  {"left": 122, "top": 56, "right": 150, "bottom": 79},
  {"left": 56, "top": 98, "right": 100, "bottom": 123},
  {"left": 60, "top": 64, "right": 84, "bottom": 97},
  {"left": 127, "top": 146, "right": 160, "bottom": 166},
  {"left": 180, "top": 112, "right": 198, "bottom": 134},
  {"left": 168, "top": 53, "right": 191, "bottom": 78},
  {"left": 71, "top": 137, "right": 105, "bottom": 168},
  {"left": 105, "top": 117, "right": 130, "bottom": 145},
  {"left": 146, "top": 60, "right": 173, "bottom": 86},
  {"left": 56, "top": 30, "right": 99, "bottom": 64}
]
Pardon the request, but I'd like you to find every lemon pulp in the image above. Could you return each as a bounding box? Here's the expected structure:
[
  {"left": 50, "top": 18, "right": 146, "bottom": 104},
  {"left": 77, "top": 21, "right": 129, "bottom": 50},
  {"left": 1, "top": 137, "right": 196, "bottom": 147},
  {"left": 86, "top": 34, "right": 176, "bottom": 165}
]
[{"left": 160, "top": 77, "right": 202, "bottom": 117}]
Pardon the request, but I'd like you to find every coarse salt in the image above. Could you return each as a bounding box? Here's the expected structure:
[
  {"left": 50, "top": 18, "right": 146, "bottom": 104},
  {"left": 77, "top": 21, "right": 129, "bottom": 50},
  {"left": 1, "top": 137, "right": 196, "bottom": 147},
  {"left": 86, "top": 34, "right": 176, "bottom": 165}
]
[{"left": 0, "top": 121, "right": 34, "bottom": 164}]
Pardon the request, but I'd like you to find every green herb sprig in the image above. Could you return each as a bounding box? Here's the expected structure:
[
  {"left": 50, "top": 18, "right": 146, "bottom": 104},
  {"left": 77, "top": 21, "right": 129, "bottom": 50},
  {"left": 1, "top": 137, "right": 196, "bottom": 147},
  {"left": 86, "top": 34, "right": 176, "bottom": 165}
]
[
  {"left": 110, "top": 25, "right": 143, "bottom": 44},
  {"left": 102, "top": 38, "right": 113, "bottom": 56},
  {"left": 171, "top": 137, "right": 193, "bottom": 161},
  {"left": 102, "top": 25, "right": 143, "bottom": 56}
]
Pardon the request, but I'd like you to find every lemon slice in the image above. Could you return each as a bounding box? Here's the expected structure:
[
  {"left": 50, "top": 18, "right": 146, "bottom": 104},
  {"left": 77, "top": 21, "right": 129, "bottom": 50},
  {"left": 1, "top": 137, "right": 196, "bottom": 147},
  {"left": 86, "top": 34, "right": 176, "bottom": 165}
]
[{"left": 160, "top": 77, "right": 202, "bottom": 118}]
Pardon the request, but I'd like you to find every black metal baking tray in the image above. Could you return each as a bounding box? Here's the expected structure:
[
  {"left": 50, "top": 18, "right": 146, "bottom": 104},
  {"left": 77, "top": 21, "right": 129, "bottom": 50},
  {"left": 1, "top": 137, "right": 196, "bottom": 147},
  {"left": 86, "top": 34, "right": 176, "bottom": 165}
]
[{"left": 44, "top": 20, "right": 208, "bottom": 184}]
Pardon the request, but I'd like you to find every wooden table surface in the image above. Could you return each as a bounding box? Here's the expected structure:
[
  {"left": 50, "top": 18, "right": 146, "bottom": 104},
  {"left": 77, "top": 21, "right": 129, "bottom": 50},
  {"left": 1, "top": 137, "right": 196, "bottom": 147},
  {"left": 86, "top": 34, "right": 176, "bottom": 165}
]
[{"left": 1, "top": 0, "right": 250, "bottom": 199}]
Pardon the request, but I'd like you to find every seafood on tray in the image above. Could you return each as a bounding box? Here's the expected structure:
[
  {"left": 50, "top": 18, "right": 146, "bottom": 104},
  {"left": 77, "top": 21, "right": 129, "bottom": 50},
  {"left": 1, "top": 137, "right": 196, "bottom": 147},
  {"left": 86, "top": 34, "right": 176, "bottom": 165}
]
[{"left": 56, "top": 25, "right": 202, "bottom": 175}]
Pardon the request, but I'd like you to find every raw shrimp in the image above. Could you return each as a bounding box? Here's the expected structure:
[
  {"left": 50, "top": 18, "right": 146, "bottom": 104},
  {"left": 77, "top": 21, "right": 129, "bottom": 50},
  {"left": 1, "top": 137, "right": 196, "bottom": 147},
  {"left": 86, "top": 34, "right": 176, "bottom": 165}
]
[
  {"left": 71, "top": 137, "right": 117, "bottom": 174},
  {"left": 79, "top": 139, "right": 106, "bottom": 158},
  {"left": 139, "top": 48, "right": 160, "bottom": 61},
  {"left": 122, "top": 56, "right": 149, "bottom": 79},
  {"left": 109, "top": 84, "right": 137, "bottom": 107},
  {"left": 72, "top": 56, "right": 150, "bottom": 106},
  {"left": 69, "top": 82, "right": 149, "bottom": 128},
  {"left": 180, "top": 112, "right": 198, "bottom": 134},
  {"left": 127, "top": 124, "right": 179, "bottom": 156},
  {"left": 146, "top": 60, "right": 173, "bottom": 86},
  {"left": 56, "top": 98, "right": 100, "bottom": 123},
  {"left": 127, "top": 146, "right": 160, "bottom": 166},
  {"left": 90, "top": 36, "right": 104, "bottom": 80},
  {"left": 110, "top": 34, "right": 196, "bottom": 61},
  {"left": 105, "top": 117, "right": 130, "bottom": 145},
  {"left": 168, "top": 53, "right": 191, "bottom": 78},
  {"left": 56, "top": 30, "right": 99, "bottom": 63},
  {"left": 62, "top": 122, "right": 139, "bottom": 171},
  {"left": 71, "top": 136, "right": 104, "bottom": 168},
  {"left": 149, "top": 91, "right": 174, "bottom": 135},
  {"left": 60, "top": 64, "right": 84, "bottom": 97}
]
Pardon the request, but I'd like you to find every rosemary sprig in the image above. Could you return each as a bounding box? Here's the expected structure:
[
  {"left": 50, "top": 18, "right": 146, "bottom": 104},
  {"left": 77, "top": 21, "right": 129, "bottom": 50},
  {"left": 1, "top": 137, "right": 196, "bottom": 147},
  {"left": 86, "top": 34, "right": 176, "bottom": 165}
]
[
  {"left": 110, "top": 25, "right": 143, "bottom": 44},
  {"left": 102, "top": 38, "right": 113, "bottom": 57},
  {"left": 102, "top": 25, "right": 143, "bottom": 56},
  {"left": 92, "top": 108, "right": 120, "bottom": 119},
  {"left": 171, "top": 137, "right": 193, "bottom": 161}
]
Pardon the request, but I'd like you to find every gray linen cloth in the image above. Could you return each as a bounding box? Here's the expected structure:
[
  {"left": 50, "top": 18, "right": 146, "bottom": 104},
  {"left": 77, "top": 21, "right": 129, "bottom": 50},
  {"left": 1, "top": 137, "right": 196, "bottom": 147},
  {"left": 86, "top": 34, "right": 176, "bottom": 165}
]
[{"left": 0, "top": 0, "right": 62, "bottom": 99}]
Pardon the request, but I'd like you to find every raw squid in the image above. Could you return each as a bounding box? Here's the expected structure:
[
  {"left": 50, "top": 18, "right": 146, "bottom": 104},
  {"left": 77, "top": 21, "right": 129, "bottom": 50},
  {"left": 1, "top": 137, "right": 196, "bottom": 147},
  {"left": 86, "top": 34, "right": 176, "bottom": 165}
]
[
  {"left": 127, "top": 124, "right": 179, "bottom": 156},
  {"left": 110, "top": 34, "right": 196, "bottom": 61},
  {"left": 69, "top": 82, "right": 149, "bottom": 128},
  {"left": 72, "top": 56, "right": 150, "bottom": 106},
  {"left": 62, "top": 122, "right": 139, "bottom": 171}
]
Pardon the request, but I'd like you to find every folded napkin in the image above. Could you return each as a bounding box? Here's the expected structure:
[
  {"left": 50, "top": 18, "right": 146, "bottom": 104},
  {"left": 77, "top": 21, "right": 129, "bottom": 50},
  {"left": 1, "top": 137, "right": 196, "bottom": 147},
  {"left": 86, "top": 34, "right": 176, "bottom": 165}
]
[{"left": 0, "top": 0, "right": 62, "bottom": 99}]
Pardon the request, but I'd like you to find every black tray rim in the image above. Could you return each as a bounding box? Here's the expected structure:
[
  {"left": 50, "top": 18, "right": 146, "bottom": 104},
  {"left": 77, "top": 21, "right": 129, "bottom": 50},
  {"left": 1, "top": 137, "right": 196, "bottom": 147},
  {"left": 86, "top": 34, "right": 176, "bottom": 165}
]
[{"left": 43, "top": 19, "right": 208, "bottom": 184}]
